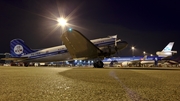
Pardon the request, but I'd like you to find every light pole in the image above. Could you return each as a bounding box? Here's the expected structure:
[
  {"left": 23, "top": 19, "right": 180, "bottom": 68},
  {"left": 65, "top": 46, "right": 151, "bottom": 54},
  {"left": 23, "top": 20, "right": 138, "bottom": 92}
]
[
  {"left": 131, "top": 46, "right": 135, "bottom": 56},
  {"left": 57, "top": 17, "right": 67, "bottom": 45}
]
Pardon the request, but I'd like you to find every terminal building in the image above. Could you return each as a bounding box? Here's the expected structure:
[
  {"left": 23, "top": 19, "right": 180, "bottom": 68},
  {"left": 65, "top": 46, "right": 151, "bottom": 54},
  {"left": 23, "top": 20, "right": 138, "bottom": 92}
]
[
  {"left": 0, "top": 53, "right": 5, "bottom": 65},
  {"left": 0, "top": 53, "right": 11, "bottom": 65}
]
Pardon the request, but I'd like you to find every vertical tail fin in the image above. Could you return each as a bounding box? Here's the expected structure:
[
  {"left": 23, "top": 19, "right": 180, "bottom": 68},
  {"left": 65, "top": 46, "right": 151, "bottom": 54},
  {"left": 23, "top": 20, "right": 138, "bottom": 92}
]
[
  {"left": 162, "top": 42, "right": 174, "bottom": 52},
  {"left": 10, "top": 39, "right": 35, "bottom": 57},
  {"left": 141, "top": 55, "right": 147, "bottom": 60}
]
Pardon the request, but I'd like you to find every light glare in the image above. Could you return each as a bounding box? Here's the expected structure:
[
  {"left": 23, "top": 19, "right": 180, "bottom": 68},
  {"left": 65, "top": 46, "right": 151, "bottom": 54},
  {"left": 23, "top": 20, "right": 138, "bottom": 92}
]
[
  {"left": 57, "top": 18, "right": 67, "bottom": 26},
  {"left": 131, "top": 46, "right": 135, "bottom": 50}
]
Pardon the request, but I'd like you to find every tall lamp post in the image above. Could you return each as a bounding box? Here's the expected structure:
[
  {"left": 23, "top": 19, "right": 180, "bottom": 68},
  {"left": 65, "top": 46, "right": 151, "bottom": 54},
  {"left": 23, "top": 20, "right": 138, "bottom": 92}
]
[
  {"left": 57, "top": 17, "right": 67, "bottom": 45},
  {"left": 57, "top": 17, "right": 68, "bottom": 65},
  {"left": 131, "top": 46, "right": 135, "bottom": 56}
]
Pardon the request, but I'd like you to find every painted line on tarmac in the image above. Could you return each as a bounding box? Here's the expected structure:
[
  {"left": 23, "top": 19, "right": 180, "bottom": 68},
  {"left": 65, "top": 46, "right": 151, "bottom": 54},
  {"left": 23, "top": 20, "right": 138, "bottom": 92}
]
[
  {"left": 58, "top": 68, "right": 73, "bottom": 72},
  {"left": 109, "top": 71, "right": 147, "bottom": 101}
]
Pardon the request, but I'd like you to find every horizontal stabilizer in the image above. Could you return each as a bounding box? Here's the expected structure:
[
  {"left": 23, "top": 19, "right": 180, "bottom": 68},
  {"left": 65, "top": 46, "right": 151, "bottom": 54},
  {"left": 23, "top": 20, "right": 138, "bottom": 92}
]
[{"left": 61, "top": 29, "right": 102, "bottom": 59}]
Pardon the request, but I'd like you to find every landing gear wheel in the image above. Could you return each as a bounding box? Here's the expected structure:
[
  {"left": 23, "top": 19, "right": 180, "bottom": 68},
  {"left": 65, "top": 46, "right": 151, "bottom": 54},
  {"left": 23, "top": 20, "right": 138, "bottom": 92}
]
[
  {"left": 93, "top": 63, "right": 97, "bottom": 68},
  {"left": 24, "top": 63, "right": 29, "bottom": 67},
  {"left": 93, "top": 60, "right": 104, "bottom": 68}
]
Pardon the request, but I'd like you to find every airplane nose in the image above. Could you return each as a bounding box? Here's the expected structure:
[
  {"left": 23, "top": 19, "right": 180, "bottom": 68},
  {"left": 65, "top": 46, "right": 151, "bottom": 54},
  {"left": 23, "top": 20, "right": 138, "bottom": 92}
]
[
  {"left": 120, "top": 41, "right": 128, "bottom": 44},
  {"left": 119, "top": 41, "right": 128, "bottom": 46},
  {"left": 117, "top": 41, "right": 128, "bottom": 50}
]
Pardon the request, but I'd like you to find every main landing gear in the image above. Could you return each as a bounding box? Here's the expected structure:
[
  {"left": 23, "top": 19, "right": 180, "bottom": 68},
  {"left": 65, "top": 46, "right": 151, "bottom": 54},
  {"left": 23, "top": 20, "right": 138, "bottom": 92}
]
[
  {"left": 24, "top": 62, "right": 29, "bottom": 67},
  {"left": 93, "top": 60, "right": 104, "bottom": 68}
]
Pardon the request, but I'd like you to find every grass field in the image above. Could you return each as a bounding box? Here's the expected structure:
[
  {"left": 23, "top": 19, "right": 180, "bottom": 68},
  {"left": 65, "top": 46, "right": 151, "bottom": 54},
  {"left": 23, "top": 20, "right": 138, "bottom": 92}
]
[{"left": 59, "top": 67, "right": 180, "bottom": 101}]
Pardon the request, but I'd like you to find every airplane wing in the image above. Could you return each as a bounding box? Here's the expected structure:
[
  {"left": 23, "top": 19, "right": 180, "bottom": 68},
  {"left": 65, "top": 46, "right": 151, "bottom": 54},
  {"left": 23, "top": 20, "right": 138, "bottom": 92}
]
[{"left": 61, "top": 29, "right": 103, "bottom": 60}]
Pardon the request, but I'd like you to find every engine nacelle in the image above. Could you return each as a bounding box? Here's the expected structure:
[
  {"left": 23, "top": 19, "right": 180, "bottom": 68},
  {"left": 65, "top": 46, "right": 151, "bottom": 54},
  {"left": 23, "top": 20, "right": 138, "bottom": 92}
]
[
  {"left": 100, "top": 47, "right": 117, "bottom": 56},
  {"left": 122, "top": 61, "right": 132, "bottom": 67},
  {"left": 116, "top": 41, "right": 128, "bottom": 51},
  {"left": 99, "top": 41, "right": 128, "bottom": 57}
]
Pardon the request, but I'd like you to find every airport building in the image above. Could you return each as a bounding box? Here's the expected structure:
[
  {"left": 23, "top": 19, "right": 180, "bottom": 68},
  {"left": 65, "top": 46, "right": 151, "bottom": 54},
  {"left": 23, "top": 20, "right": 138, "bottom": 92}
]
[
  {"left": 0, "top": 53, "right": 11, "bottom": 65},
  {"left": 0, "top": 53, "right": 5, "bottom": 65}
]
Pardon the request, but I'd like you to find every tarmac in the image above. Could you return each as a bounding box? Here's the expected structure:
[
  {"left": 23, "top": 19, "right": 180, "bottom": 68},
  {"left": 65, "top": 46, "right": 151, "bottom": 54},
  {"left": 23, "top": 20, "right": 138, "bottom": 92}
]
[{"left": 0, "top": 66, "right": 180, "bottom": 101}]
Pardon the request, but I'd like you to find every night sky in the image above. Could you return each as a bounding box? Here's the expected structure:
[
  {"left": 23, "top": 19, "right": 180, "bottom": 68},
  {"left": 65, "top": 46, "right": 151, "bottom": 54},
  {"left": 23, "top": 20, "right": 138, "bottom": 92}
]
[{"left": 0, "top": 0, "right": 180, "bottom": 57}]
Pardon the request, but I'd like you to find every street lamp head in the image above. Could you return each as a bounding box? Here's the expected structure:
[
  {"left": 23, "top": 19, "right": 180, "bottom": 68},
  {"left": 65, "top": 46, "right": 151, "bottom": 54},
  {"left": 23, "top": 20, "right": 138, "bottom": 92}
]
[
  {"left": 143, "top": 51, "right": 146, "bottom": 54},
  {"left": 57, "top": 18, "right": 67, "bottom": 27},
  {"left": 131, "top": 46, "right": 135, "bottom": 50},
  {"left": 131, "top": 46, "right": 135, "bottom": 56}
]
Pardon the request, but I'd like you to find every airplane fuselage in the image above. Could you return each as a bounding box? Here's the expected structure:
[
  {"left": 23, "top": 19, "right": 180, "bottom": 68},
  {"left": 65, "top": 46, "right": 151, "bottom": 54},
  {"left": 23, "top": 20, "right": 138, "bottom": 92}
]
[
  {"left": 19, "top": 37, "right": 127, "bottom": 62},
  {"left": 22, "top": 45, "right": 71, "bottom": 62}
]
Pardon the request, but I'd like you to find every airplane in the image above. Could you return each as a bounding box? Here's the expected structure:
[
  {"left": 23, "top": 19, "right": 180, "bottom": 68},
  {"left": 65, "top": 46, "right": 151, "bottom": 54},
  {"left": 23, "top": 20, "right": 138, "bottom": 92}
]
[
  {"left": 103, "top": 42, "right": 177, "bottom": 67},
  {"left": 103, "top": 56, "right": 161, "bottom": 67},
  {"left": 103, "top": 56, "right": 141, "bottom": 67},
  {"left": 140, "top": 42, "right": 177, "bottom": 66},
  {"left": 2, "top": 29, "right": 128, "bottom": 68},
  {"left": 156, "top": 42, "right": 177, "bottom": 57},
  {"left": 161, "top": 56, "right": 180, "bottom": 67}
]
